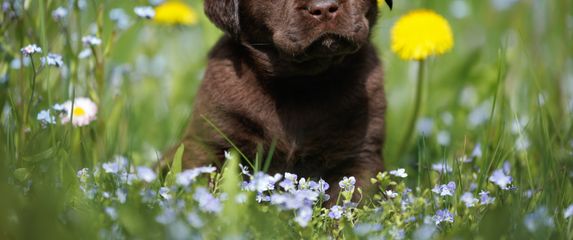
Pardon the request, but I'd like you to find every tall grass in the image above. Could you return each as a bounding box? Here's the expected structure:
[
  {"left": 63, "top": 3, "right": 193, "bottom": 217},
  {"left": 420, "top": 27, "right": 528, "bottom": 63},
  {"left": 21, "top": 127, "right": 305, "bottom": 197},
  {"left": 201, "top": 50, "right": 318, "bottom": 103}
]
[{"left": 1, "top": 0, "right": 572, "bottom": 239}]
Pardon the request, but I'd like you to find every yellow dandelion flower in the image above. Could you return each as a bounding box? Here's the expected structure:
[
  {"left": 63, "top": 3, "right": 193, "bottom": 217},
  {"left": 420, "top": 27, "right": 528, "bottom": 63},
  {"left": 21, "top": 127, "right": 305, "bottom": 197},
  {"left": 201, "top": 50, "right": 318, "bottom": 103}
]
[
  {"left": 391, "top": 9, "right": 454, "bottom": 60},
  {"left": 154, "top": 1, "right": 198, "bottom": 26}
]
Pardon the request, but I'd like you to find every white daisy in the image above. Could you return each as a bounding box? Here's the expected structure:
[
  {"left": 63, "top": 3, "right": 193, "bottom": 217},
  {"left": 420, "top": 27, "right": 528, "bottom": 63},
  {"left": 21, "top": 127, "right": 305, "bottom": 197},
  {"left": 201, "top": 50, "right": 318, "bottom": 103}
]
[{"left": 58, "top": 97, "right": 98, "bottom": 127}]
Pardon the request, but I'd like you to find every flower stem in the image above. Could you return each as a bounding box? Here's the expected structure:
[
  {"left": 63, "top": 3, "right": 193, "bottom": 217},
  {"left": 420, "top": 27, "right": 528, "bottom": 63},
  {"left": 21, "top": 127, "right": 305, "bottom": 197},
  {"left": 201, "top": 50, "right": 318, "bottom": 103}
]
[
  {"left": 26, "top": 58, "right": 38, "bottom": 127},
  {"left": 398, "top": 60, "right": 426, "bottom": 158}
]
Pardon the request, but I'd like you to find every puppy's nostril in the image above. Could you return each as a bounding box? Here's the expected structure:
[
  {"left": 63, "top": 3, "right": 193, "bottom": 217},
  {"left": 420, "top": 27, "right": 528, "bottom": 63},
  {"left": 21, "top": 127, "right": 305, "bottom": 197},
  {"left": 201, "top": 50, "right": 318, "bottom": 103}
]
[
  {"left": 310, "top": 9, "right": 323, "bottom": 16},
  {"left": 307, "top": 0, "right": 340, "bottom": 19},
  {"left": 328, "top": 6, "right": 338, "bottom": 13}
]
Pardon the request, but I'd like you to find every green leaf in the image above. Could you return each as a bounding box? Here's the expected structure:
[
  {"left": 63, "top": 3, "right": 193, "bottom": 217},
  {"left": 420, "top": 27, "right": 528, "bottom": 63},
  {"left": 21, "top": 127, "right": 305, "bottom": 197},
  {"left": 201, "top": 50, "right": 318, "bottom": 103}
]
[
  {"left": 14, "top": 168, "right": 31, "bottom": 182},
  {"left": 164, "top": 144, "right": 184, "bottom": 186}
]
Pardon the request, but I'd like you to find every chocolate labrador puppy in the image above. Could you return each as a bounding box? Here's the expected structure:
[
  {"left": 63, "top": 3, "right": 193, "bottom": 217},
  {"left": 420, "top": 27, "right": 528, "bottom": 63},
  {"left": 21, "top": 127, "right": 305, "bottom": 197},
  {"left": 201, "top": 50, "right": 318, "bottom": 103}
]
[{"left": 166, "top": 0, "right": 391, "bottom": 199}]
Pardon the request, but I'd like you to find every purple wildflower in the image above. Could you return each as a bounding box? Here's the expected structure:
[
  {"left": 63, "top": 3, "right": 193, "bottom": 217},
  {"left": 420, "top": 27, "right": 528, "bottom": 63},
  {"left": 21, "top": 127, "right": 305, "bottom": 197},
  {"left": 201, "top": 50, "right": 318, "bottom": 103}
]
[
  {"left": 339, "top": 176, "right": 356, "bottom": 192},
  {"left": 134, "top": 6, "right": 155, "bottom": 19},
  {"left": 294, "top": 206, "right": 313, "bottom": 227},
  {"left": 489, "top": 169, "right": 512, "bottom": 190},
  {"left": 102, "top": 156, "right": 128, "bottom": 174},
  {"left": 21, "top": 44, "right": 42, "bottom": 56},
  {"left": 81, "top": 35, "right": 102, "bottom": 46},
  {"left": 479, "top": 191, "right": 495, "bottom": 205},
  {"left": 136, "top": 166, "right": 157, "bottom": 183},
  {"left": 433, "top": 209, "right": 454, "bottom": 225},
  {"left": 431, "top": 181, "right": 456, "bottom": 197},
  {"left": 37, "top": 110, "right": 56, "bottom": 125},
  {"left": 328, "top": 205, "right": 343, "bottom": 219},
  {"left": 256, "top": 193, "right": 271, "bottom": 203},
  {"left": 460, "top": 192, "right": 479, "bottom": 207},
  {"left": 51, "top": 7, "right": 68, "bottom": 21},
  {"left": 41, "top": 53, "right": 64, "bottom": 67},
  {"left": 389, "top": 168, "right": 408, "bottom": 178},
  {"left": 431, "top": 162, "right": 453, "bottom": 173},
  {"left": 193, "top": 187, "right": 222, "bottom": 213},
  {"left": 176, "top": 166, "right": 216, "bottom": 187}
]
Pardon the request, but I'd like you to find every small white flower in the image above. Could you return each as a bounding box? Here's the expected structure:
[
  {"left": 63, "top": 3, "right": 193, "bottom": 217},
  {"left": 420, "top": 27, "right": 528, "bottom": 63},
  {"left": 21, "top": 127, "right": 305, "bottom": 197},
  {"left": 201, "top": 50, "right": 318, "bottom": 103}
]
[
  {"left": 41, "top": 53, "right": 64, "bottom": 67},
  {"left": 284, "top": 172, "right": 298, "bottom": 182},
  {"left": 134, "top": 6, "right": 155, "bottom": 19},
  {"left": 81, "top": 35, "right": 102, "bottom": 46},
  {"left": 235, "top": 193, "right": 248, "bottom": 204},
  {"left": 136, "top": 166, "right": 157, "bottom": 183},
  {"left": 58, "top": 97, "right": 98, "bottom": 127},
  {"left": 116, "top": 189, "right": 127, "bottom": 203},
  {"left": 52, "top": 7, "right": 68, "bottom": 21},
  {"left": 389, "top": 168, "right": 408, "bottom": 178},
  {"left": 432, "top": 182, "right": 456, "bottom": 197},
  {"left": 159, "top": 187, "right": 171, "bottom": 200},
  {"left": 417, "top": 118, "right": 434, "bottom": 136},
  {"left": 224, "top": 150, "right": 232, "bottom": 160},
  {"left": 479, "top": 191, "right": 495, "bottom": 205},
  {"left": 328, "top": 205, "right": 343, "bottom": 219},
  {"left": 385, "top": 190, "right": 398, "bottom": 198},
  {"left": 511, "top": 116, "right": 529, "bottom": 134},
  {"left": 471, "top": 143, "right": 482, "bottom": 158},
  {"left": 339, "top": 176, "right": 356, "bottom": 192},
  {"left": 109, "top": 8, "right": 131, "bottom": 30},
  {"left": 441, "top": 112, "right": 454, "bottom": 126},
  {"left": 515, "top": 135, "right": 530, "bottom": 151},
  {"left": 468, "top": 100, "right": 492, "bottom": 128},
  {"left": 436, "top": 131, "right": 451, "bottom": 146},
  {"left": 105, "top": 207, "right": 118, "bottom": 220},
  {"left": 37, "top": 110, "right": 56, "bottom": 125},
  {"left": 489, "top": 169, "right": 513, "bottom": 190},
  {"left": 564, "top": 204, "right": 573, "bottom": 219},
  {"left": 53, "top": 103, "right": 65, "bottom": 111},
  {"left": 431, "top": 162, "right": 453, "bottom": 173},
  {"left": 78, "top": 48, "right": 92, "bottom": 59},
  {"left": 176, "top": 166, "right": 217, "bottom": 186},
  {"left": 102, "top": 156, "right": 128, "bottom": 174},
  {"left": 20, "top": 44, "right": 42, "bottom": 56},
  {"left": 460, "top": 192, "right": 479, "bottom": 207}
]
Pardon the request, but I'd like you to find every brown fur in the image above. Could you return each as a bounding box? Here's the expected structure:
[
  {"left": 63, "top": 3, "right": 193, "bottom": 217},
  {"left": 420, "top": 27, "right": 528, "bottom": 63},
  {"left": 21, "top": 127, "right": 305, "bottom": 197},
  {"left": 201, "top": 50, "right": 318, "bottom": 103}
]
[{"left": 165, "top": 0, "right": 389, "bottom": 201}]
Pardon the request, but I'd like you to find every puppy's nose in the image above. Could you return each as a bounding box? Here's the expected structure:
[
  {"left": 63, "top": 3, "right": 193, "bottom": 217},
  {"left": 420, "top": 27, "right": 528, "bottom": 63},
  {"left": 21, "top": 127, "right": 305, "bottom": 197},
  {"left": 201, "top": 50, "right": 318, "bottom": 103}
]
[{"left": 307, "top": 0, "right": 339, "bottom": 21}]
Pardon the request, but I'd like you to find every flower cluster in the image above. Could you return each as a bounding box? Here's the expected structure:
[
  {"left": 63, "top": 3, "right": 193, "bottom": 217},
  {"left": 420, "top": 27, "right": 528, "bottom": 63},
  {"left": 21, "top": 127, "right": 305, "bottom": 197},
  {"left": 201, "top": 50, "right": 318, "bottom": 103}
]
[
  {"left": 37, "top": 97, "right": 97, "bottom": 127},
  {"left": 20, "top": 44, "right": 42, "bottom": 56},
  {"left": 432, "top": 181, "right": 456, "bottom": 197}
]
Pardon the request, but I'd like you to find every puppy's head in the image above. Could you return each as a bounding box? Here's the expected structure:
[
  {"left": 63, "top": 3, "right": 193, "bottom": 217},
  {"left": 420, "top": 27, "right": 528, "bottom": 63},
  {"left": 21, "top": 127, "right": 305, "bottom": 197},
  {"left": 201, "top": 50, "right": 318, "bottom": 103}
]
[{"left": 205, "top": 0, "right": 391, "bottom": 63}]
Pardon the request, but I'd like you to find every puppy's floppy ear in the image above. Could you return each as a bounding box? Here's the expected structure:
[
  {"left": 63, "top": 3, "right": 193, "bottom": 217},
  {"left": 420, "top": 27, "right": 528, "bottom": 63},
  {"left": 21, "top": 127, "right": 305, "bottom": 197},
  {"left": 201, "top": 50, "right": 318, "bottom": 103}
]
[
  {"left": 204, "top": 0, "right": 240, "bottom": 37},
  {"left": 385, "top": 0, "right": 393, "bottom": 9}
]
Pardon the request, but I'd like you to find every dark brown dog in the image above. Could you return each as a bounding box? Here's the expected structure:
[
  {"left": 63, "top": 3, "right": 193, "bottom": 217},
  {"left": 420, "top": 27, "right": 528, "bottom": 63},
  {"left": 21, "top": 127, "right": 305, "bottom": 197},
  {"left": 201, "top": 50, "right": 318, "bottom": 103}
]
[{"left": 166, "top": 0, "right": 391, "bottom": 200}]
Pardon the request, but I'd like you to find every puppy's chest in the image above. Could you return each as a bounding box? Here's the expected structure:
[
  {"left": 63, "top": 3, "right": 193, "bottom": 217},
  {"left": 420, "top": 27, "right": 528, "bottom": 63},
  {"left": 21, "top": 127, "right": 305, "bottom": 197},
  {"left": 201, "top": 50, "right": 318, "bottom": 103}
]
[{"left": 227, "top": 80, "right": 370, "bottom": 162}]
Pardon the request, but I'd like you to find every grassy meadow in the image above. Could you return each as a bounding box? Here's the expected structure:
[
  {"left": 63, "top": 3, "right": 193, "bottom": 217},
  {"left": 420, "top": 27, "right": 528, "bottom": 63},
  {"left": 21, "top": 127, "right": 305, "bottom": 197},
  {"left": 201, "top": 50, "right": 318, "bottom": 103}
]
[{"left": 1, "top": 0, "right": 573, "bottom": 239}]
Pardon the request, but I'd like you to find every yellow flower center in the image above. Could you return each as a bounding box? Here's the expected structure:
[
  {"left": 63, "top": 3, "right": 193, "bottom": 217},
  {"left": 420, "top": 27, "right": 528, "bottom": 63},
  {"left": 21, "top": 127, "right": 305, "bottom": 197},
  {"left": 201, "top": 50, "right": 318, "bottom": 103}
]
[
  {"left": 73, "top": 106, "right": 86, "bottom": 117},
  {"left": 154, "top": 1, "right": 198, "bottom": 26},
  {"left": 391, "top": 9, "right": 454, "bottom": 60}
]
